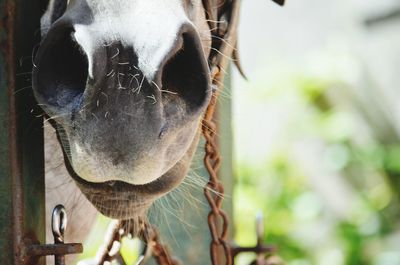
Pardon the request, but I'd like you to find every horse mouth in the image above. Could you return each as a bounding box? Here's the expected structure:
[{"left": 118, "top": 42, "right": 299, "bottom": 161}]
[
  {"left": 82, "top": 190, "right": 155, "bottom": 219},
  {"left": 64, "top": 157, "right": 186, "bottom": 219}
]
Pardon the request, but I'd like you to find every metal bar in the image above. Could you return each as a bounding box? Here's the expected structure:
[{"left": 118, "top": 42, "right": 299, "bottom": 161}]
[
  {"left": 0, "top": 0, "right": 16, "bottom": 262},
  {"left": 26, "top": 244, "right": 84, "bottom": 257},
  {"left": 230, "top": 245, "right": 276, "bottom": 257},
  {"left": 0, "top": 0, "right": 47, "bottom": 264},
  {"left": 230, "top": 213, "right": 277, "bottom": 264}
]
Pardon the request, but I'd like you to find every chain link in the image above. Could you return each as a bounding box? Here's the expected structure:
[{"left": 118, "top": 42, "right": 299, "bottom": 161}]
[
  {"left": 201, "top": 66, "right": 232, "bottom": 265},
  {"left": 147, "top": 226, "right": 182, "bottom": 265},
  {"left": 202, "top": 71, "right": 233, "bottom": 265},
  {"left": 93, "top": 220, "right": 180, "bottom": 265}
]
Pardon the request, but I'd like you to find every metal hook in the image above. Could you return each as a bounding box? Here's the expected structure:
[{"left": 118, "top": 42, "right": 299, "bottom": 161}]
[
  {"left": 52, "top": 204, "right": 68, "bottom": 244},
  {"left": 51, "top": 205, "right": 69, "bottom": 265},
  {"left": 25, "top": 205, "right": 82, "bottom": 265}
]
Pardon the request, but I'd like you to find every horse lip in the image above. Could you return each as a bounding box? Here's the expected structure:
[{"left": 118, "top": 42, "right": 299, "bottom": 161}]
[
  {"left": 64, "top": 153, "right": 184, "bottom": 196},
  {"left": 69, "top": 174, "right": 162, "bottom": 218},
  {"left": 89, "top": 193, "right": 154, "bottom": 219}
]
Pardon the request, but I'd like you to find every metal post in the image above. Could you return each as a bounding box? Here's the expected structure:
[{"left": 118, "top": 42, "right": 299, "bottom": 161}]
[{"left": 0, "top": 0, "right": 48, "bottom": 264}]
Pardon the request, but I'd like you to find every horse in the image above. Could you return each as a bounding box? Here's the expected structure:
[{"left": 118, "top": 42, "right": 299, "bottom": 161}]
[
  {"left": 34, "top": 0, "right": 227, "bottom": 250},
  {"left": 32, "top": 0, "right": 283, "bottom": 263}
]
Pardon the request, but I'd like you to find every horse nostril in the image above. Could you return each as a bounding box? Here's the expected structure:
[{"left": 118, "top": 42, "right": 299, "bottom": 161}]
[
  {"left": 160, "top": 26, "right": 211, "bottom": 116},
  {"left": 33, "top": 27, "right": 88, "bottom": 116}
]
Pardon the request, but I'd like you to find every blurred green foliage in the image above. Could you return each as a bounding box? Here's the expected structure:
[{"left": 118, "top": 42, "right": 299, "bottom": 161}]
[{"left": 233, "top": 74, "right": 400, "bottom": 265}]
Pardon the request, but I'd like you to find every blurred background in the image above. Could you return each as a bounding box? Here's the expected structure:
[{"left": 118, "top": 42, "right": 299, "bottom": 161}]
[{"left": 233, "top": 0, "right": 400, "bottom": 264}]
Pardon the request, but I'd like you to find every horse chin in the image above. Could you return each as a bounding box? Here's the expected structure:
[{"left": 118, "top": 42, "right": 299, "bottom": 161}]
[{"left": 63, "top": 129, "right": 201, "bottom": 220}]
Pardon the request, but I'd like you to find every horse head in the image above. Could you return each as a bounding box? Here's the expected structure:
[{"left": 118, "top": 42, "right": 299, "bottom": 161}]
[{"left": 33, "top": 0, "right": 218, "bottom": 220}]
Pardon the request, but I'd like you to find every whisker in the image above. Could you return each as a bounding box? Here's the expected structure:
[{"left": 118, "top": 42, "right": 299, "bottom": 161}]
[
  {"left": 151, "top": 81, "right": 178, "bottom": 95},
  {"left": 111, "top": 48, "right": 120, "bottom": 59}
]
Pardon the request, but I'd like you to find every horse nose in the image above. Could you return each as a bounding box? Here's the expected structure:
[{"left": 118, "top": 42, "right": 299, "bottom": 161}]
[
  {"left": 153, "top": 24, "right": 211, "bottom": 115},
  {"left": 32, "top": 22, "right": 211, "bottom": 120}
]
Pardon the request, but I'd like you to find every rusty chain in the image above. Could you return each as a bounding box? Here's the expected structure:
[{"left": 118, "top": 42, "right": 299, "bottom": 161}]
[
  {"left": 201, "top": 1, "right": 241, "bottom": 264},
  {"left": 92, "top": 219, "right": 181, "bottom": 265},
  {"left": 202, "top": 96, "right": 232, "bottom": 265},
  {"left": 147, "top": 226, "right": 182, "bottom": 265}
]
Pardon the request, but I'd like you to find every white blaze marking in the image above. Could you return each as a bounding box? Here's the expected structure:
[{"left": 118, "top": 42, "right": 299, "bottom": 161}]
[{"left": 73, "top": 0, "right": 189, "bottom": 80}]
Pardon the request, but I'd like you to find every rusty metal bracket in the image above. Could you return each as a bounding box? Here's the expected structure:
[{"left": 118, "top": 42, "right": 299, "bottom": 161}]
[
  {"left": 24, "top": 205, "right": 83, "bottom": 265},
  {"left": 230, "top": 212, "right": 277, "bottom": 265}
]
